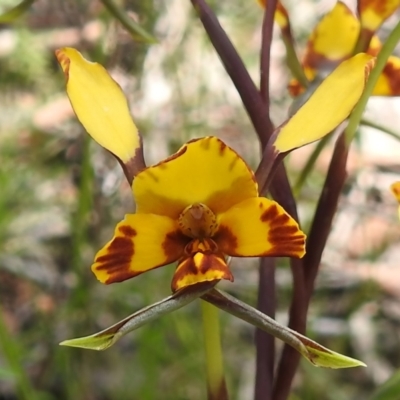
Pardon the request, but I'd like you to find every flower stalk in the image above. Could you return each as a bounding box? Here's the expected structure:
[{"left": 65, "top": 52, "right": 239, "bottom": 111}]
[{"left": 201, "top": 301, "right": 228, "bottom": 400}]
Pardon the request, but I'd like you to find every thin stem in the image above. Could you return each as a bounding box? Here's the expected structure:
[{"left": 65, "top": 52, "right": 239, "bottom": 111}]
[
  {"left": 100, "top": 0, "right": 157, "bottom": 43},
  {"left": 260, "top": 0, "right": 277, "bottom": 107},
  {"left": 255, "top": 2, "right": 277, "bottom": 399},
  {"left": 282, "top": 35, "right": 308, "bottom": 88},
  {"left": 190, "top": 0, "right": 273, "bottom": 148},
  {"left": 293, "top": 134, "right": 332, "bottom": 196},
  {"left": 255, "top": 258, "right": 276, "bottom": 400},
  {"left": 361, "top": 118, "right": 400, "bottom": 142},
  {"left": 201, "top": 301, "right": 228, "bottom": 400}
]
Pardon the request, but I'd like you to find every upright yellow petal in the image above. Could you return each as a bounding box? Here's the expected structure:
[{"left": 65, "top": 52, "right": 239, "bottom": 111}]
[
  {"left": 133, "top": 137, "right": 258, "bottom": 219},
  {"left": 289, "top": 3, "right": 360, "bottom": 97},
  {"left": 55, "top": 48, "right": 141, "bottom": 163},
  {"left": 274, "top": 53, "right": 375, "bottom": 153},
  {"left": 92, "top": 214, "right": 188, "bottom": 284},
  {"left": 359, "top": 0, "right": 400, "bottom": 31},
  {"left": 304, "top": 2, "right": 359, "bottom": 68},
  {"left": 215, "top": 198, "right": 305, "bottom": 258}
]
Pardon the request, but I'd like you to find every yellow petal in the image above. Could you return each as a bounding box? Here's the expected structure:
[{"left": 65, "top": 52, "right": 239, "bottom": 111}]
[
  {"left": 133, "top": 137, "right": 258, "bottom": 219},
  {"left": 257, "top": 0, "right": 290, "bottom": 30},
  {"left": 214, "top": 198, "right": 305, "bottom": 258},
  {"left": 274, "top": 53, "right": 375, "bottom": 153},
  {"left": 92, "top": 214, "right": 188, "bottom": 284},
  {"left": 288, "top": 3, "right": 359, "bottom": 97},
  {"left": 304, "top": 2, "right": 359, "bottom": 67},
  {"left": 391, "top": 182, "right": 400, "bottom": 202},
  {"left": 373, "top": 55, "right": 400, "bottom": 95},
  {"left": 55, "top": 48, "right": 141, "bottom": 163},
  {"left": 359, "top": 0, "right": 400, "bottom": 31},
  {"left": 172, "top": 252, "right": 233, "bottom": 292}
]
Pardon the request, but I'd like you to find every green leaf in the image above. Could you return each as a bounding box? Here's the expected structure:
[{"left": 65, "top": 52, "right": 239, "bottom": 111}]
[
  {"left": 60, "top": 282, "right": 215, "bottom": 350},
  {"left": 203, "top": 289, "right": 366, "bottom": 369},
  {"left": 369, "top": 370, "right": 400, "bottom": 400},
  {"left": 0, "top": 0, "right": 35, "bottom": 23}
]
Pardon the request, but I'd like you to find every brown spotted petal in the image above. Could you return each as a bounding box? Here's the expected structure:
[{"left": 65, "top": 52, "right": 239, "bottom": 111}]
[
  {"left": 92, "top": 214, "right": 189, "bottom": 284},
  {"left": 171, "top": 238, "right": 233, "bottom": 292},
  {"left": 214, "top": 198, "right": 306, "bottom": 258},
  {"left": 359, "top": 0, "right": 400, "bottom": 31}
]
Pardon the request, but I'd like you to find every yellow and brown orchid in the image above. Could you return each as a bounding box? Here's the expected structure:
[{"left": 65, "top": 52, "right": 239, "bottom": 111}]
[
  {"left": 55, "top": 47, "right": 373, "bottom": 294},
  {"left": 55, "top": 47, "right": 373, "bottom": 373},
  {"left": 56, "top": 48, "right": 306, "bottom": 293},
  {"left": 260, "top": 1, "right": 400, "bottom": 97},
  {"left": 92, "top": 136, "right": 306, "bottom": 292}
]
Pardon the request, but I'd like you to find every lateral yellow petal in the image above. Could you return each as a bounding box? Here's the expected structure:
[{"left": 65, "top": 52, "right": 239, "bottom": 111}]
[
  {"left": 359, "top": 0, "right": 400, "bottom": 31},
  {"left": 55, "top": 47, "right": 141, "bottom": 163},
  {"left": 304, "top": 2, "right": 359, "bottom": 69},
  {"left": 92, "top": 214, "right": 188, "bottom": 284},
  {"left": 133, "top": 137, "right": 258, "bottom": 219},
  {"left": 215, "top": 198, "right": 305, "bottom": 258},
  {"left": 274, "top": 53, "right": 375, "bottom": 153},
  {"left": 171, "top": 253, "right": 233, "bottom": 292}
]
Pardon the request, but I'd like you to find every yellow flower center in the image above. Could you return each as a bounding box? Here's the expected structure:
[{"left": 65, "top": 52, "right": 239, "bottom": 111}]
[{"left": 178, "top": 203, "right": 218, "bottom": 239}]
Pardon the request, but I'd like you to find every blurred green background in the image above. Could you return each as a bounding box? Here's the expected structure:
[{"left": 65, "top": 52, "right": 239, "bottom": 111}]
[{"left": 1, "top": 0, "right": 400, "bottom": 399}]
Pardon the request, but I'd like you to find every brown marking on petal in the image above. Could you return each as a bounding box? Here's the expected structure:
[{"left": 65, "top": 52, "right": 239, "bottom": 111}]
[
  {"left": 162, "top": 230, "right": 189, "bottom": 258},
  {"left": 382, "top": 60, "right": 400, "bottom": 94},
  {"left": 304, "top": 51, "right": 344, "bottom": 74},
  {"left": 260, "top": 204, "right": 306, "bottom": 257},
  {"left": 171, "top": 257, "right": 198, "bottom": 290},
  {"left": 55, "top": 49, "right": 71, "bottom": 81},
  {"left": 118, "top": 225, "right": 137, "bottom": 237},
  {"left": 199, "top": 136, "right": 212, "bottom": 150},
  {"left": 94, "top": 235, "right": 138, "bottom": 283},
  {"left": 360, "top": 0, "right": 398, "bottom": 18},
  {"left": 218, "top": 140, "right": 227, "bottom": 155},
  {"left": 213, "top": 225, "right": 238, "bottom": 253},
  {"left": 144, "top": 145, "right": 188, "bottom": 174},
  {"left": 171, "top": 252, "right": 233, "bottom": 292},
  {"left": 260, "top": 203, "right": 279, "bottom": 221},
  {"left": 365, "top": 57, "right": 376, "bottom": 82},
  {"left": 266, "top": 223, "right": 306, "bottom": 257},
  {"left": 288, "top": 79, "right": 305, "bottom": 97},
  {"left": 198, "top": 254, "right": 232, "bottom": 281}
]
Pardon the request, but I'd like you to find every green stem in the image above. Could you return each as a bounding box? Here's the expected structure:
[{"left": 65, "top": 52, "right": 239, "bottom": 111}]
[
  {"left": 345, "top": 19, "right": 400, "bottom": 145},
  {"left": 200, "top": 300, "right": 228, "bottom": 400},
  {"left": 100, "top": 0, "right": 157, "bottom": 43},
  {"left": 282, "top": 34, "right": 308, "bottom": 88},
  {"left": 361, "top": 118, "right": 400, "bottom": 142},
  {"left": 293, "top": 134, "right": 331, "bottom": 196}
]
